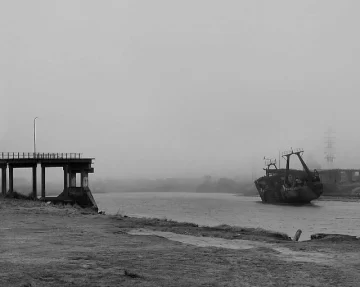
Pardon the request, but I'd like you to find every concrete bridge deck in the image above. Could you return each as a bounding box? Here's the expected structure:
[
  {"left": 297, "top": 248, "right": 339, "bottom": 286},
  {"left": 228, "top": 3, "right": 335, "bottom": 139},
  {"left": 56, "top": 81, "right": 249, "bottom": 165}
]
[{"left": 0, "top": 152, "right": 97, "bottom": 210}]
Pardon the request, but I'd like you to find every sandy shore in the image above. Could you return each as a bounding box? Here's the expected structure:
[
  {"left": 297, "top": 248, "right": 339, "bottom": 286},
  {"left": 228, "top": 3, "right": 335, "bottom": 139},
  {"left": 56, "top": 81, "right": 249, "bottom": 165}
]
[{"left": 0, "top": 198, "right": 359, "bottom": 287}]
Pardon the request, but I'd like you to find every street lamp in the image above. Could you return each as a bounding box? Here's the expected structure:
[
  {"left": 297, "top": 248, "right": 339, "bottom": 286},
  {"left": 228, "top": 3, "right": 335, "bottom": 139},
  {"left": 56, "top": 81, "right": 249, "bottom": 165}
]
[{"left": 33, "top": 117, "right": 39, "bottom": 156}]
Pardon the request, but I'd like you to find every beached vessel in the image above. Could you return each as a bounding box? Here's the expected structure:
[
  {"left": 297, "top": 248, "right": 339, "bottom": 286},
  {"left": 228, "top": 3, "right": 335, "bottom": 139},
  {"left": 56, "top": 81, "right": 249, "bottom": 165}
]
[{"left": 254, "top": 149, "right": 323, "bottom": 204}]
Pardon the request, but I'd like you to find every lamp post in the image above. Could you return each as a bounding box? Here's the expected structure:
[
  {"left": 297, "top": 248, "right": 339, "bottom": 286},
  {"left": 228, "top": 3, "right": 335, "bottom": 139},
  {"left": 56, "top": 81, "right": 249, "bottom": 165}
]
[{"left": 33, "top": 117, "right": 39, "bottom": 157}]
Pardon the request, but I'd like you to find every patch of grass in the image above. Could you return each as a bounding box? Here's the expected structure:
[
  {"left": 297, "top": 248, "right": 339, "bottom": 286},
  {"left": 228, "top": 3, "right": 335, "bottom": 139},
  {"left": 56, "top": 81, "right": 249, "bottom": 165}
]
[
  {"left": 112, "top": 215, "right": 290, "bottom": 242},
  {"left": 311, "top": 233, "right": 360, "bottom": 242},
  {"left": 208, "top": 224, "right": 290, "bottom": 240}
]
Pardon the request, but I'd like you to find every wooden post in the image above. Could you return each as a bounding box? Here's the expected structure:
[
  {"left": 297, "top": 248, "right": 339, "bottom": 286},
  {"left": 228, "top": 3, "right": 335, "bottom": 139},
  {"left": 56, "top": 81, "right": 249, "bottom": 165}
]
[{"left": 293, "top": 229, "right": 302, "bottom": 242}]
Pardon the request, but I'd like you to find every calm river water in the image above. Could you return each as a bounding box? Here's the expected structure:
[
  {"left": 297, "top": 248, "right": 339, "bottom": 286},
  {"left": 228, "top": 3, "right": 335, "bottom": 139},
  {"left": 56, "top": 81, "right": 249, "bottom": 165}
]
[{"left": 93, "top": 192, "right": 360, "bottom": 240}]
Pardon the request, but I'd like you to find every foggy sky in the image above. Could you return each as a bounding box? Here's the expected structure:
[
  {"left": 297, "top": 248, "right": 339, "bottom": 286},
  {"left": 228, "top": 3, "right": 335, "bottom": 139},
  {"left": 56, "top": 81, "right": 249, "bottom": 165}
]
[{"left": 1, "top": 1, "right": 360, "bottom": 180}]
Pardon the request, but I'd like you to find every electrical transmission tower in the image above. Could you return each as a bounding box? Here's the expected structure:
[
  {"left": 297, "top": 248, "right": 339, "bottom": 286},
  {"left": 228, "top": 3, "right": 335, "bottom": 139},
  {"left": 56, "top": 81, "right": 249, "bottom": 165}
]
[{"left": 324, "top": 128, "right": 336, "bottom": 169}]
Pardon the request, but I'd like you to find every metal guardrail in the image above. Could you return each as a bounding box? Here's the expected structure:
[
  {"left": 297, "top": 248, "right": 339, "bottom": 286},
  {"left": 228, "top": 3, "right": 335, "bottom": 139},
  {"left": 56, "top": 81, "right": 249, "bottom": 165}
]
[{"left": 0, "top": 152, "right": 82, "bottom": 160}]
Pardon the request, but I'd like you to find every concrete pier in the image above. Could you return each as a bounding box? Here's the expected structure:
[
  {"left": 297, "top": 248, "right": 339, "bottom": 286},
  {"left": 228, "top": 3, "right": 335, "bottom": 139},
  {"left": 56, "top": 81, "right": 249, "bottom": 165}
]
[
  {"left": 32, "top": 165, "right": 37, "bottom": 198},
  {"left": 1, "top": 164, "right": 6, "bottom": 195},
  {"left": 0, "top": 152, "right": 97, "bottom": 210},
  {"left": 41, "top": 165, "right": 45, "bottom": 198},
  {"left": 9, "top": 166, "right": 13, "bottom": 194}
]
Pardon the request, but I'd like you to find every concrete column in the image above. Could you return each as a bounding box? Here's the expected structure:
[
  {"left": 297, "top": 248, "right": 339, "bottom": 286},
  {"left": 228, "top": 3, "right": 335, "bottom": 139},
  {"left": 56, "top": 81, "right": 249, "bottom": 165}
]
[
  {"left": 63, "top": 165, "right": 68, "bottom": 196},
  {"left": 1, "top": 167, "right": 6, "bottom": 195},
  {"left": 9, "top": 166, "right": 13, "bottom": 193},
  {"left": 32, "top": 165, "right": 37, "bottom": 199},
  {"left": 41, "top": 165, "right": 46, "bottom": 198},
  {"left": 81, "top": 171, "right": 89, "bottom": 188},
  {"left": 69, "top": 172, "right": 76, "bottom": 187}
]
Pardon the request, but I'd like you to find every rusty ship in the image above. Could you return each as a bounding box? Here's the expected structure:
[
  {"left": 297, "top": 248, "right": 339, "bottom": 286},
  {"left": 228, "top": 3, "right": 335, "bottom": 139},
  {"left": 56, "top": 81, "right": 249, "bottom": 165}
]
[{"left": 254, "top": 149, "right": 323, "bottom": 204}]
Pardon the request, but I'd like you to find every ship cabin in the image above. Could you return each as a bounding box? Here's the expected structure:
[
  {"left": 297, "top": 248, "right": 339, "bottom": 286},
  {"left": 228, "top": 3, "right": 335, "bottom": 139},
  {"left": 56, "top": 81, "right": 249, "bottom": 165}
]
[{"left": 263, "top": 158, "right": 279, "bottom": 177}]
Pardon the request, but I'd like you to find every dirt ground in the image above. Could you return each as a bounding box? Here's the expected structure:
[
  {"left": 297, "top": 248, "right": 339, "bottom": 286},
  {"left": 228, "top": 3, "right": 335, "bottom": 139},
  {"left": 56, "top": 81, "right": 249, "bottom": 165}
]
[{"left": 0, "top": 198, "right": 359, "bottom": 287}]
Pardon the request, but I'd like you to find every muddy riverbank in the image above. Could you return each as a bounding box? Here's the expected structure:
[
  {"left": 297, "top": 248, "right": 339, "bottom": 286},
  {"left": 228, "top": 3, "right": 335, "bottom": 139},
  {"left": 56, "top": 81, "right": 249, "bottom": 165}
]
[{"left": 0, "top": 197, "right": 359, "bottom": 286}]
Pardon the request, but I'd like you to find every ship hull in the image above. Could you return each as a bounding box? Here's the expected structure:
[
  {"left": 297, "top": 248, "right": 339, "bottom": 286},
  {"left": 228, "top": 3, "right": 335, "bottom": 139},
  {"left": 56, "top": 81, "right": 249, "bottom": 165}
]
[
  {"left": 255, "top": 175, "right": 323, "bottom": 204},
  {"left": 256, "top": 150, "right": 323, "bottom": 204}
]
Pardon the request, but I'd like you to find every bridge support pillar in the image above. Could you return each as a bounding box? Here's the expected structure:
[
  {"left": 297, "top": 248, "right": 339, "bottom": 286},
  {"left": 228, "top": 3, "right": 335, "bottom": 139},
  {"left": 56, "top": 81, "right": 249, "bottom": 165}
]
[
  {"left": 63, "top": 165, "right": 68, "bottom": 196},
  {"left": 32, "top": 165, "right": 37, "bottom": 199},
  {"left": 69, "top": 172, "right": 76, "bottom": 187},
  {"left": 41, "top": 165, "right": 46, "bottom": 198},
  {"left": 81, "top": 171, "right": 88, "bottom": 188},
  {"left": 9, "top": 166, "right": 13, "bottom": 193},
  {"left": 1, "top": 166, "right": 6, "bottom": 195}
]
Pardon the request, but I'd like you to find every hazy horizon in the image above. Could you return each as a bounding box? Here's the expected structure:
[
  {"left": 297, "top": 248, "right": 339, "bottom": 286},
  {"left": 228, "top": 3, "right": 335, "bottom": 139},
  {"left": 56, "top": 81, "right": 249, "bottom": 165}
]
[{"left": 1, "top": 1, "right": 360, "bottom": 181}]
